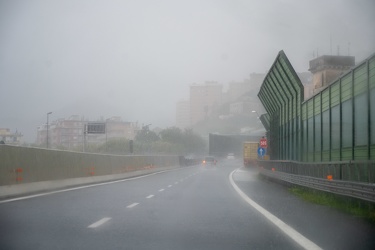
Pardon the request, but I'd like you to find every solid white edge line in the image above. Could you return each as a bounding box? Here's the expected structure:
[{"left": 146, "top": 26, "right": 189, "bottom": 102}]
[
  {"left": 0, "top": 167, "right": 190, "bottom": 204},
  {"left": 146, "top": 195, "right": 154, "bottom": 199},
  {"left": 229, "top": 169, "right": 322, "bottom": 250},
  {"left": 127, "top": 202, "right": 139, "bottom": 208},
  {"left": 88, "top": 217, "right": 111, "bottom": 228}
]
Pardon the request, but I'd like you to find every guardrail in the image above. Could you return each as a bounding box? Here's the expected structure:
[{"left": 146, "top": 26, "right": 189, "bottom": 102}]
[
  {"left": 259, "top": 167, "right": 375, "bottom": 203},
  {"left": 257, "top": 160, "right": 375, "bottom": 184}
]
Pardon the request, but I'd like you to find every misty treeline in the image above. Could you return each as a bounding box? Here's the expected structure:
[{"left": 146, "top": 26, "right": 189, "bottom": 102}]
[
  {"left": 83, "top": 127, "right": 206, "bottom": 156},
  {"left": 134, "top": 127, "right": 206, "bottom": 155}
]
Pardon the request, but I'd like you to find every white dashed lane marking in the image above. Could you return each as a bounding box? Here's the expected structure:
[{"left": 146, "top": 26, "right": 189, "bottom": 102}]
[
  {"left": 88, "top": 172, "right": 198, "bottom": 230},
  {"left": 88, "top": 217, "right": 111, "bottom": 228},
  {"left": 127, "top": 203, "right": 139, "bottom": 208}
]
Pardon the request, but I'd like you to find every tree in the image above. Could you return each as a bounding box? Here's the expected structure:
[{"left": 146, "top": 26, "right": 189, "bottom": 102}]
[
  {"left": 158, "top": 127, "right": 206, "bottom": 155},
  {"left": 98, "top": 138, "right": 130, "bottom": 155},
  {"left": 159, "top": 127, "right": 184, "bottom": 144},
  {"left": 135, "top": 129, "right": 160, "bottom": 143},
  {"left": 183, "top": 129, "right": 206, "bottom": 155}
]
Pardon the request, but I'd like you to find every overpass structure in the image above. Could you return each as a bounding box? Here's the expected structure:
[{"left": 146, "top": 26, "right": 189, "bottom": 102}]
[{"left": 208, "top": 133, "right": 261, "bottom": 158}]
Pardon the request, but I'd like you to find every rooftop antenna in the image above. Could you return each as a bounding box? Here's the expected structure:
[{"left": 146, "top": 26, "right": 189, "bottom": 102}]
[
  {"left": 330, "top": 33, "right": 332, "bottom": 55},
  {"left": 348, "top": 42, "right": 351, "bottom": 56}
]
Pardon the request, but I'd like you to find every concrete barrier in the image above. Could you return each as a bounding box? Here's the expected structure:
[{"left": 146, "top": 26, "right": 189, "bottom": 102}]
[{"left": 0, "top": 145, "right": 180, "bottom": 198}]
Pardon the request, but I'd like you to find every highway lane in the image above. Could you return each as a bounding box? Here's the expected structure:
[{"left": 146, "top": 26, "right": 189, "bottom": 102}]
[
  {"left": 0, "top": 162, "right": 301, "bottom": 250},
  {"left": 0, "top": 159, "right": 374, "bottom": 249},
  {"left": 232, "top": 164, "right": 375, "bottom": 250}
]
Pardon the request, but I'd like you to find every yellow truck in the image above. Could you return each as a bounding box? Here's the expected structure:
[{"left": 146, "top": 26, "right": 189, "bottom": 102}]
[{"left": 243, "top": 141, "right": 259, "bottom": 167}]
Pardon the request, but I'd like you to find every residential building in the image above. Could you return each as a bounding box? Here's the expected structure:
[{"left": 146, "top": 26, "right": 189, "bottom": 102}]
[
  {"left": 224, "top": 73, "right": 266, "bottom": 104},
  {"left": 105, "top": 116, "right": 137, "bottom": 140},
  {"left": 309, "top": 55, "right": 355, "bottom": 95},
  {"left": 36, "top": 115, "right": 138, "bottom": 150},
  {"left": 190, "top": 81, "right": 222, "bottom": 125},
  {"left": 225, "top": 79, "right": 252, "bottom": 104},
  {"left": 37, "top": 115, "right": 85, "bottom": 149},
  {"left": 230, "top": 101, "right": 263, "bottom": 115},
  {"left": 176, "top": 100, "right": 190, "bottom": 129},
  {"left": 0, "top": 128, "right": 23, "bottom": 145}
]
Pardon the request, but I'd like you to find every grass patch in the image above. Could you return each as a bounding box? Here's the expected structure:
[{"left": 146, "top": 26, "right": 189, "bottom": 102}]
[{"left": 289, "top": 186, "right": 375, "bottom": 224}]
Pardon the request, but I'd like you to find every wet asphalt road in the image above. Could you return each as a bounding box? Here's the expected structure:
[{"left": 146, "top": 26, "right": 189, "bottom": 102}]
[{"left": 0, "top": 159, "right": 374, "bottom": 249}]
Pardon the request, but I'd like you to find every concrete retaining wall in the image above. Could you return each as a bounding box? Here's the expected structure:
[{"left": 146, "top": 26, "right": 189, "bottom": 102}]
[{"left": 0, "top": 145, "right": 180, "bottom": 198}]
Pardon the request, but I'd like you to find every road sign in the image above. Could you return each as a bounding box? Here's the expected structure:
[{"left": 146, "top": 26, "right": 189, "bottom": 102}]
[
  {"left": 260, "top": 138, "right": 267, "bottom": 148},
  {"left": 257, "top": 147, "right": 266, "bottom": 157},
  {"left": 86, "top": 123, "right": 106, "bottom": 134}
]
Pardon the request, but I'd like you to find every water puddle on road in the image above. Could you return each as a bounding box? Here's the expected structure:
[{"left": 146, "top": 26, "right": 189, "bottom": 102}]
[{"left": 233, "top": 168, "right": 259, "bottom": 182}]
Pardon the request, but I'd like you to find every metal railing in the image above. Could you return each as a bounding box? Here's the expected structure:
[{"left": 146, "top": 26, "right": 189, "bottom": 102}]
[
  {"left": 257, "top": 160, "right": 375, "bottom": 183},
  {"left": 259, "top": 167, "right": 375, "bottom": 202}
]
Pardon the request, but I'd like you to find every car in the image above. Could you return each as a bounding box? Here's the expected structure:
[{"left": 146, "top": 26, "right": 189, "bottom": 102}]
[{"left": 202, "top": 156, "right": 217, "bottom": 166}]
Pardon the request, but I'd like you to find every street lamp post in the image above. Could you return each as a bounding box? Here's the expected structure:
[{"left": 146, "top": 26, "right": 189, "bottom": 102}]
[
  {"left": 143, "top": 124, "right": 151, "bottom": 154},
  {"left": 143, "top": 123, "right": 152, "bottom": 130},
  {"left": 46, "top": 112, "right": 52, "bottom": 148},
  {"left": 252, "top": 110, "right": 260, "bottom": 118},
  {"left": 252, "top": 110, "right": 263, "bottom": 129}
]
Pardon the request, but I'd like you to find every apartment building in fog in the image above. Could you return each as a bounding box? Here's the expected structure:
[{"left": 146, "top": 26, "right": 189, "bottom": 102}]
[
  {"left": 36, "top": 115, "right": 138, "bottom": 150},
  {"left": 190, "top": 81, "right": 222, "bottom": 125}
]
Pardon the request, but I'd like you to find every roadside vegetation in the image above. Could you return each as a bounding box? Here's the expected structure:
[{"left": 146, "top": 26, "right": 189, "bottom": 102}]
[
  {"left": 289, "top": 186, "right": 375, "bottom": 224},
  {"left": 83, "top": 127, "right": 206, "bottom": 156}
]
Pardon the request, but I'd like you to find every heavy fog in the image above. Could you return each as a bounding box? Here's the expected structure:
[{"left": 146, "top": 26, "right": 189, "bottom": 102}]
[{"left": 1, "top": 0, "right": 375, "bottom": 142}]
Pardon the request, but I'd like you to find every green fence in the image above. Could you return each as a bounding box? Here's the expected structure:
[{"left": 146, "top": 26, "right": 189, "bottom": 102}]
[
  {"left": 258, "top": 51, "right": 375, "bottom": 162},
  {"left": 301, "top": 54, "right": 375, "bottom": 162}
]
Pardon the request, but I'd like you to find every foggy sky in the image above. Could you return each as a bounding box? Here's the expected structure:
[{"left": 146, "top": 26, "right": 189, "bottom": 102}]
[{"left": 1, "top": 0, "right": 375, "bottom": 142}]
